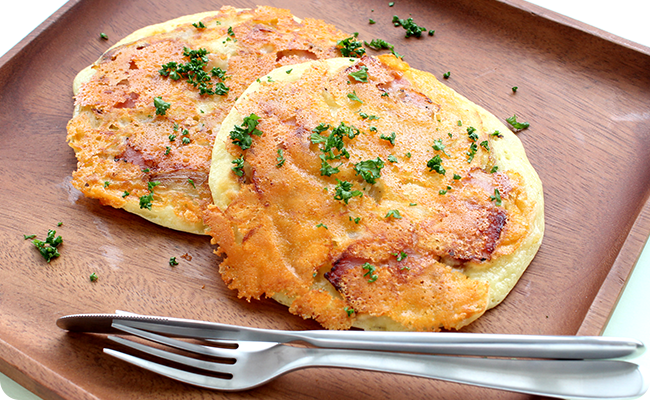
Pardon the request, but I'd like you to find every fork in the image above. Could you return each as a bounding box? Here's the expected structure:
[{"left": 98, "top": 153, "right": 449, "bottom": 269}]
[{"left": 104, "top": 322, "right": 646, "bottom": 399}]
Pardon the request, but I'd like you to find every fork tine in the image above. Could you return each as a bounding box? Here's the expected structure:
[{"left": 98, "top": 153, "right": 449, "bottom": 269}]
[
  {"left": 103, "top": 348, "right": 240, "bottom": 390},
  {"left": 107, "top": 335, "right": 236, "bottom": 374},
  {"left": 111, "top": 322, "right": 239, "bottom": 359}
]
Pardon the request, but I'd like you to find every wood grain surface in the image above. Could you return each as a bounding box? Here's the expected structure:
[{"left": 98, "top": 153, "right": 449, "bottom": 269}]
[{"left": 1, "top": 0, "right": 649, "bottom": 398}]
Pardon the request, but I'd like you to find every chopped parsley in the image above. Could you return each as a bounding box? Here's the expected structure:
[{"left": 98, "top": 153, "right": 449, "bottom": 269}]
[
  {"left": 348, "top": 66, "right": 369, "bottom": 82},
  {"left": 453, "top": 173, "right": 461, "bottom": 180},
  {"left": 276, "top": 149, "right": 286, "bottom": 167},
  {"left": 506, "top": 114, "right": 530, "bottom": 130},
  {"left": 154, "top": 97, "right": 171, "bottom": 116},
  {"left": 122, "top": 191, "right": 130, "bottom": 198},
  {"left": 466, "top": 127, "right": 479, "bottom": 163},
  {"left": 188, "top": 178, "right": 196, "bottom": 189},
  {"left": 169, "top": 134, "right": 176, "bottom": 141},
  {"left": 480, "top": 140, "right": 490, "bottom": 151},
  {"left": 316, "top": 223, "right": 328, "bottom": 229},
  {"left": 192, "top": 21, "right": 206, "bottom": 29},
  {"left": 364, "top": 38, "right": 403, "bottom": 59},
  {"left": 311, "top": 122, "right": 358, "bottom": 165},
  {"left": 336, "top": 33, "right": 366, "bottom": 58},
  {"left": 344, "top": 307, "right": 355, "bottom": 316},
  {"left": 489, "top": 188, "right": 503, "bottom": 206},
  {"left": 427, "top": 155, "right": 445, "bottom": 175},
  {"left": 354, "top": 158, "right": 385, "bottom": 184},
  {"left": 432, "top": 138, "right": 450, "bottom": 156},
  {"left": 512, "top": 86, "right": 518, "bottom": 93},
  {"left": 443, "top": 71, "right": 450, "bottom": 79},
  {"left": 491, "top": 130, "right": 504, "bottom": 138},
  {"left": 362, "top": 262, "right": 378, "bottom": 283},
  {"left": 159, "top": 47, "right": 229, "bottom": 95},
  {"left": 385, "top": 209, "right": 402, "bottom": 219},
  {"left": 319, "top": 156, "right": 340, "bottom": 176},
  {"left": 392, "top": 251, "right": 408, "bottom": 261},
  {"left": 490, "top": 165, "right": 499, "bottom": 173},
  {"left": 349, "top": 216, "right": 361, "bottom": 224},
  {"left": 467, "top": 142, "right": 478, "bottom": 163},
  {"left": 99, "top": 33, "right": 108, "bottom": 40},
  {"left": 32, "top": 229, "right": 62, "bottom": 263},
  {"left": 164, "top": 146, "right": 171, "bottom": 155},
  {"left": 392, "top": 16, "right": 427, "bottom": 38},
  {"left": 231, "top": 155, "right": 245, "bottom": 177},
  {"left": 369, "top": 18, "right": 376, "bottom": 24},
  {"left": 380, "top": 131, "right": 396, "bottom": 145},
  {"left": 139, "top": 181, "right": 160, "bottom": 210},
  {"left": 103, "top": 181, "right": 110, "bottom": 188},
  {"left": 387, "top": 155, "right": 398, "bottom": 163},
  {"left": 169, "top": 257, "right": 179, "bottom": 266},
  {"left": 347, "top": 91, "right": 363, "bottom": 103},
  {"left": 467, "top": 126, "right": 478, "bottom": 141},
  {"left": 229, "top": 113, "right": 263, "bottom": 150},
  {"left": 286, "top": 68, "right": 293, "bottom": 74},
  {"left": 359, "top": 112, "right": 379, "bottom": 120},
  {"left": 334, "top": 179, "right": 363, "bottom": 204},
  {"left": 428, "top": 30, "right": 435, "bottom": 36},
  {"left": 89, "top": 272, "right": 98, "bottom": 282},
  {"left": 23, "top": 234, "right": 36, "bottom": 240},
  {"left": 182, "top": 137, "right": 190, "bottom": 145},
  {"left": 388, "top": 2, "right": 395, "bottom": 6},
  {"left": 227, "top": 26, "right": 235, "bottom": 37},
  {"left": 439, "top": 185, "right": 452, "bottom": 195}
]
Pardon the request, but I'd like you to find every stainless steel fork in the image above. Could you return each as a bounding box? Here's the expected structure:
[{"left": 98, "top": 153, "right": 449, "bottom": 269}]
[{"left": 104, "top": 322, "right": 647, "bottom": 399}]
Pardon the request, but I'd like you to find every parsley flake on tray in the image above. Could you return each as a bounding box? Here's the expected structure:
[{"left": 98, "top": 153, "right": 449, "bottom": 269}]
[
  {"left": 506, "top": 114, "right": 530, "bottom": 131},
  {"left": 32, "top": 229, "right": 63, "bottom": 263}
]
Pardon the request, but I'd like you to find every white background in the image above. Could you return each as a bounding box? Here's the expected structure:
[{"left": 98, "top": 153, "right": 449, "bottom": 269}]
[{"left": 1, "top": 1, "right": 649, "bottom": 399}]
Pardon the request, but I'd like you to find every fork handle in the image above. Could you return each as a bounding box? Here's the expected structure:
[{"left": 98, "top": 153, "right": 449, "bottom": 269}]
[{"left": 298, "top": 348, "right": 646, "bottom": 399}]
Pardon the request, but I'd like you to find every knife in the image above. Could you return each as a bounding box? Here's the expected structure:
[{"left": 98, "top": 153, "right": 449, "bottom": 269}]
[{"left": 57, "top": 312, "right": 645, "bottom": 360}]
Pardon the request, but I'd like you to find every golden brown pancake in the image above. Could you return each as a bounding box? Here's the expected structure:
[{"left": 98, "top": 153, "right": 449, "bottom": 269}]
[
  {"left": 66, "top": 6, "right": 351, "bottom": 234},
  {"left": 206, "top": 55, "right": 544, "bottom": 331}
]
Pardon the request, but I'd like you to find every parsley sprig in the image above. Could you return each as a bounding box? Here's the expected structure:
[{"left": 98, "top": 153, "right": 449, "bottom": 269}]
[
  {"left": 311, "top": 122, "right": 360, "bottom": 176},
  {"left": 392, "top": 16, "right": 427, "bottom": 38},
  {"left": 334, "top": 179, "right": 363, "bottom": 204},
  {"left": 230, "top": 114, "right": 263, "bottom": 150},
  {"left": 354, "top": 158, "right": 385, "bottom": 184},
  {"left": 139, "top": 181, "right": 160, "bottom": 210},
  {"left": 490, "top": 188, "right": 503, "bottom": 206},
  {"left": 427, "top": 155, "right": 446, "bottom": 175},
  {"left": 506, "top": 114, "right": 530, "bottom": 131},
  {"left": 362, "top": 262, "right": 378, "bottom": 283},
  {"left": 364, "top": 39, "right": 403, "bottom": 59},
  {"left": 154, "top": 97, "right": 170, "bottom": 116},
  {"left": 337, "top": 33, "right": 366, "bottom": 58},
  {"left": 349, "top": 66, "right": 369, "bottom": 82}
]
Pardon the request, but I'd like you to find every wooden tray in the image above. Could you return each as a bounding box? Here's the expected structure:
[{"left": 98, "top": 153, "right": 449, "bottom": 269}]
[{"left": 1, "top": 0, "right": 649, "bottom": 398}]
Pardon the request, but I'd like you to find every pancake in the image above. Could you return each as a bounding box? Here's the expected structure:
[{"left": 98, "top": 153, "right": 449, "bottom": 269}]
[
  {"left": 66, "top": 6, "right": 351, "bottom": 234},
  {"left": 205, "top": 55, "right": 544, "bottom": 331}
]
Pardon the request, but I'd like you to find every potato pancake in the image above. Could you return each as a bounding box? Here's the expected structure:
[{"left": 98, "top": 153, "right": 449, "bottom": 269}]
[
  {"left": 205, "top": 55, "right": 544, "bottom": 331},
  {"left": 66, "top": 6, "right": 350, "bottom": 234}
]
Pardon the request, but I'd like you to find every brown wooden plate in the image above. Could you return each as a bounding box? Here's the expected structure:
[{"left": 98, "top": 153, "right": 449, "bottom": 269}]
[{"left": 1, "top": 0, "right": 649, "bottom": 398}]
